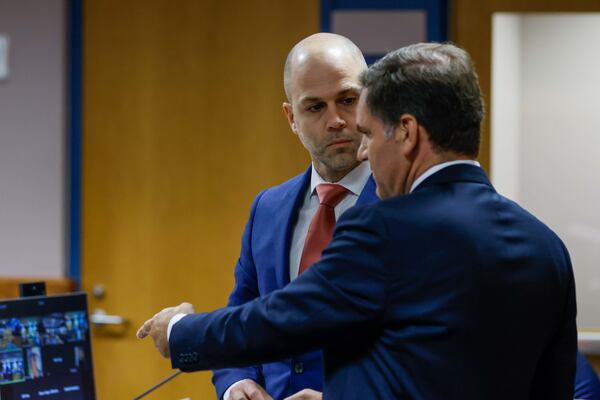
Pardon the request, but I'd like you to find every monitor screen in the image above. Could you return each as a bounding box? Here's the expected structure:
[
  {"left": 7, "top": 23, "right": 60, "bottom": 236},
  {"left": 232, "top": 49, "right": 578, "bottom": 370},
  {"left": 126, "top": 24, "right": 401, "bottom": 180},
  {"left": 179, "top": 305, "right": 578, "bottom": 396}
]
[{"left": 0, "top": 293, "right": 96, "bottom": 399}]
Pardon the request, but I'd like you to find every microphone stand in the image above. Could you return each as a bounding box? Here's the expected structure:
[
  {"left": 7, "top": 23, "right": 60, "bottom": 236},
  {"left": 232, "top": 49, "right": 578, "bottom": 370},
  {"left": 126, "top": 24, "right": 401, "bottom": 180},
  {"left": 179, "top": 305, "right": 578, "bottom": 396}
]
[{"left": 133, "top": 370, "right": 183, "bottom": 399}]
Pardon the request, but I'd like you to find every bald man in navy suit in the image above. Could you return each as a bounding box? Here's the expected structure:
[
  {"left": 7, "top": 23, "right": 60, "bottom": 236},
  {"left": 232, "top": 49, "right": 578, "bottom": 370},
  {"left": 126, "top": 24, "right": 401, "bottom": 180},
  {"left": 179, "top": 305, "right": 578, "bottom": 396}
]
[{"left": 213, "top": 33, "right": 378, "bottom": 400}]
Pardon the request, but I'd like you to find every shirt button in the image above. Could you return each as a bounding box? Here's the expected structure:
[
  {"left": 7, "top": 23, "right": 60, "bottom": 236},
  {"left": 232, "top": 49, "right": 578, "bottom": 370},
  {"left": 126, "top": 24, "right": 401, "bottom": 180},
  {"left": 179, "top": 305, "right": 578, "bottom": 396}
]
[{"left": 294, "top": 362, "right": 304, "bottom": 374}]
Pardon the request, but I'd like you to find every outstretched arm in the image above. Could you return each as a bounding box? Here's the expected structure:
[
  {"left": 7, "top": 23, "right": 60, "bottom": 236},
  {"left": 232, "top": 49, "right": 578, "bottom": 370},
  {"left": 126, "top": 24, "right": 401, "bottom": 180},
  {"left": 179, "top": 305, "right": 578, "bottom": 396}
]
[{"left": 165, "top": 206, "right": 390, "bottom": 371}]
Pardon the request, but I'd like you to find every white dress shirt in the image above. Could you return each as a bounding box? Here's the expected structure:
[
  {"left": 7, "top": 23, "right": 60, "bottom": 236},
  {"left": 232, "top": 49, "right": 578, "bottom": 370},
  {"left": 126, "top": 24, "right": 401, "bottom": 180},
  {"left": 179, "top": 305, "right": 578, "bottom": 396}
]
[{"left": 410, "top": 160, "right": 480, "bottom": 193}]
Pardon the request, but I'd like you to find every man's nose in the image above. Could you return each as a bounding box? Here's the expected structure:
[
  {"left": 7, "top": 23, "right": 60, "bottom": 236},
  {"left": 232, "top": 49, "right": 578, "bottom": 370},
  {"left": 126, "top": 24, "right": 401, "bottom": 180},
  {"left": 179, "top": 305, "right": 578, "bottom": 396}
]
[
  {"left": 357, "top": 136, "right": 368, "bottom": 161},
  {"left": 326, "top": 107, "right": 347, "bottom": 130}
]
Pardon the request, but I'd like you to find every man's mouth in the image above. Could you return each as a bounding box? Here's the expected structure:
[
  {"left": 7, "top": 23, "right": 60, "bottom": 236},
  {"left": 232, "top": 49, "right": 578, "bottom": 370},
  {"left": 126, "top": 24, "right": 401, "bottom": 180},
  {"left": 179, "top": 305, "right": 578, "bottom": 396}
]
[{"left": 327, "top": 139, "right": 353, "bottom": 148}]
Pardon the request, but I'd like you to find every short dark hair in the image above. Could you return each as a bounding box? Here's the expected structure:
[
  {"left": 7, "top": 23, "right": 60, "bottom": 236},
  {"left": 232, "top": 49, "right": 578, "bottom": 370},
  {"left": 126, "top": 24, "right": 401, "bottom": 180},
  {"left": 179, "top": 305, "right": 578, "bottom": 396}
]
[{"left": 360, "top": 43, "right": 484, "bottom": 156}]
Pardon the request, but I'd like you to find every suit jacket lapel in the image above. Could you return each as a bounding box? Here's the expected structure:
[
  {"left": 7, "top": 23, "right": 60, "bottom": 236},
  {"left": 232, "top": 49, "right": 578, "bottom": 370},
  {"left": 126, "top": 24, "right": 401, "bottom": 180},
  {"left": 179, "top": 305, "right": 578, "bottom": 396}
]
[
  {"left": 273, "top": 167, "right": 311, "bottom": 288},
  {"left": 356, "top": 175, "right": 379, "bottom": 205}
]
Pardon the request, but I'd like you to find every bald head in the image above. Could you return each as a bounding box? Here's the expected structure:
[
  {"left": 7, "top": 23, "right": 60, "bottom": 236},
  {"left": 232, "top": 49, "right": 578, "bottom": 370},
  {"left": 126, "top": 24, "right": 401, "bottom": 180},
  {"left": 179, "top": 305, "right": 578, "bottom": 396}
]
[{"left": 284, "top": 33, "right": 366, "bottom": 102}]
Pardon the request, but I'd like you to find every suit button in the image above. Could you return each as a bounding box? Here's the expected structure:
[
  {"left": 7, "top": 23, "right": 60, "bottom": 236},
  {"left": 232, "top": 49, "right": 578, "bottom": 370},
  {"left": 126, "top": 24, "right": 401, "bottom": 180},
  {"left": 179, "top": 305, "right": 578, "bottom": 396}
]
[{"left": 294, "top": 362, "right": 304, "bottom": 374}]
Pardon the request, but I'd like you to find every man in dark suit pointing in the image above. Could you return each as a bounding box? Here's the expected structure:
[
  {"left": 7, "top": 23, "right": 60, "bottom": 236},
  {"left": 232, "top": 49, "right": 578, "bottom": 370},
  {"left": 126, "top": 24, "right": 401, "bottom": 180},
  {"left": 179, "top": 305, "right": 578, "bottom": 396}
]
[{"left": 138, "top": 43, "right": 577, "bottom": 399}]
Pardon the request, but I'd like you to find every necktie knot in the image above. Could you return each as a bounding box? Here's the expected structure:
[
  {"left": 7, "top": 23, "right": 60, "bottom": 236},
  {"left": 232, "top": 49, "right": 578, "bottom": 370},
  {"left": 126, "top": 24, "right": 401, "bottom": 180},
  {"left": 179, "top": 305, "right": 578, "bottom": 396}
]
[
  {"left": 298, "top": 183, "right": 349, "bottom": 275},
  {"left": 316, "top": 184, "right": 349, "bottom": 208}
]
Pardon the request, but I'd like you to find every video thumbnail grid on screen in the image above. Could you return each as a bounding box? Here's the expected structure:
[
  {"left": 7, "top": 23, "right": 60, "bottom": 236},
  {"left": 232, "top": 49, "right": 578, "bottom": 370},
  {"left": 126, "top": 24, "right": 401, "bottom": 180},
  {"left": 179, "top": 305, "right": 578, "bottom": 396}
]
[{"left": 0, "top": 311, "right": 89, "bottom": 387}]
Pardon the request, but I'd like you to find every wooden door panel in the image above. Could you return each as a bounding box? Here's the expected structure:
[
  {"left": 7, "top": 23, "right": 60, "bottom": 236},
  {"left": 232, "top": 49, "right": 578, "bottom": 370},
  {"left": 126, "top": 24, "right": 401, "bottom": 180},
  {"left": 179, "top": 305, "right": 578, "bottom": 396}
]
[{"left": 83, "top": 1, "right": 317, "bottom": 398}]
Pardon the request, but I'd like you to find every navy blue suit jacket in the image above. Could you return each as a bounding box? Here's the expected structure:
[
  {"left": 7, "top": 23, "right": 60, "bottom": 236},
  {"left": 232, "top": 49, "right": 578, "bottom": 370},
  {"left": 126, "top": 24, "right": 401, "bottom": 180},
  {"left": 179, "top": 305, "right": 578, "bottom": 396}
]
[
  {"left": 575, "top": 352, "right": 600, "bottom": 399},
  {"left": 211, "top": 166, "right": 378, "bottom": 399},
  {"left": 174, "top": 165, "right": 577, "bottom": 399}
]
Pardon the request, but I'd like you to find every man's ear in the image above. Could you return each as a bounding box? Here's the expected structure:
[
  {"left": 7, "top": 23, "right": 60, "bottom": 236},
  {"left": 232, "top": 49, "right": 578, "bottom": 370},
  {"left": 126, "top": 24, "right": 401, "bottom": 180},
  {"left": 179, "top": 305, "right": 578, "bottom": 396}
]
[
  {"left": 282, "top": 102, "right": 298, "bottom": 134},
  {"left": 394, "top": 114, "right": 419, "bottom": 155}
]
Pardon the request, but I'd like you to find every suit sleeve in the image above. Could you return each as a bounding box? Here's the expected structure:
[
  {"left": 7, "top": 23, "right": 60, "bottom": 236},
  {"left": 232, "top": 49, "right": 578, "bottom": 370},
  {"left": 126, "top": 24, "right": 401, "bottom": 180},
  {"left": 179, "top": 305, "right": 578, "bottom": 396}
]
[
  {"left": 574, "top": 351, "right": 600, "bottom": 399},
  {"left": 171, "top": 205, "right": 390, "bottom": 371},
  {"left": 211, "top": 192, "right": 266, "bottom": 399},
  {"left": 530, "top": 241, "right": 577, "bottom": 399}
]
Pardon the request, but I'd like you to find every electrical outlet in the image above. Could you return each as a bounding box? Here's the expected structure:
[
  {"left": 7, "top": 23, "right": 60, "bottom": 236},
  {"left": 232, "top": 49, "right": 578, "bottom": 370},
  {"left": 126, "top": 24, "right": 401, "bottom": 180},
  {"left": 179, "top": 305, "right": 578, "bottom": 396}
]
[{"left": 0, "top": 34, "right": 9, "bottom": 81}]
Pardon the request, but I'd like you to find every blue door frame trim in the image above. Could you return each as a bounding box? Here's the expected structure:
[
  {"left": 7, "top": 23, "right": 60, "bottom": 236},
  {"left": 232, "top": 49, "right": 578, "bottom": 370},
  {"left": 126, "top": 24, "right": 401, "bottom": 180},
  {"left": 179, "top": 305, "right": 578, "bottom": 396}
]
[
  {"left": 68, "top": 0, "right": 83, "bottom": 286},
  {"left": 320, "top": 0, "right": 448, "bottom": 44}
]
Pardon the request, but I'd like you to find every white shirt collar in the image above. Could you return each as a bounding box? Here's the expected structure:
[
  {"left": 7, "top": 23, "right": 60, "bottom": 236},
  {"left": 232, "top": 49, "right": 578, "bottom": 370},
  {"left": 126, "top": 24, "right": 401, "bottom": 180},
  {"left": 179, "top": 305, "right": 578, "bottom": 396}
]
[
  {"left": 410, "top": 160, "right": 480, "bottom": 193},
  {"left": 310, "top": 161, "right": 371, "bottom": 196}
]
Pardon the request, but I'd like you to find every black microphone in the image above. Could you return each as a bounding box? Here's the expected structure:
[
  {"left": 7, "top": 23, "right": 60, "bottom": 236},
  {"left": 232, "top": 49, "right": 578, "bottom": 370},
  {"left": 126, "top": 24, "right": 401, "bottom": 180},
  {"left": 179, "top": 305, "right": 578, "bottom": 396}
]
[{"left": 133, "top": 370, "right": 183, "bottom": 399}]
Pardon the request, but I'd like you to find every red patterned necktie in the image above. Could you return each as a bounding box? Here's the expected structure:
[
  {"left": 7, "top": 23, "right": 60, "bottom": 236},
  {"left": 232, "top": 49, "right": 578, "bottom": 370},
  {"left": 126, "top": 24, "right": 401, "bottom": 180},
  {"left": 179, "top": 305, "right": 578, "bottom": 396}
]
[{"left": 298, "top": 183, "right": 349, "bottom": 275}]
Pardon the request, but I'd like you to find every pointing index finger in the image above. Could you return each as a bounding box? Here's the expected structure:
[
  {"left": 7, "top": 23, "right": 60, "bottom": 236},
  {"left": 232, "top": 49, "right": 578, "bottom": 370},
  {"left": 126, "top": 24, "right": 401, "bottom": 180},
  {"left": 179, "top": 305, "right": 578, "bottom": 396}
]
[{"left": 136, "top": 319, "right": 152, "bottom": 339}]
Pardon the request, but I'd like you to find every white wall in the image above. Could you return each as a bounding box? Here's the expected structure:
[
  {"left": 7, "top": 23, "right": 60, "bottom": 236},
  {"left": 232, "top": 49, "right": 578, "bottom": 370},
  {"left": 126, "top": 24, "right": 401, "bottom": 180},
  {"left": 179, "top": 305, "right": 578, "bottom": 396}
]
[
  {"left": 492, "top": 13, "right": 600, "bottom": 328},
  {"left": 491, "top": 14, "right": 522, "bottom": 200},
  {"left": 0, "top": 0, "right": 66, "bottom": 277}
]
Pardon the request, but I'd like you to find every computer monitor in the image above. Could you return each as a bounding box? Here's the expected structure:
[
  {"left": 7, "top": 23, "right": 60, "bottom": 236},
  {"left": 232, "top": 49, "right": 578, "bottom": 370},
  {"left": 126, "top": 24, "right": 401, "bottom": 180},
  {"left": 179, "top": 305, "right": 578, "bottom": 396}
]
[{"left": 0, "top": 293, "right": 96, "bottom": 399}]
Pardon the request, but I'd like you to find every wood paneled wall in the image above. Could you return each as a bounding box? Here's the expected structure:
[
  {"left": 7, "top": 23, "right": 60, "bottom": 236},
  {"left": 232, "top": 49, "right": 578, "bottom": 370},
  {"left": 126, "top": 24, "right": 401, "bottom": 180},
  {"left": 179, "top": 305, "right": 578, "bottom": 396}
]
[{"left": 83, "top": 1, "right": 319, "bottom": 398}]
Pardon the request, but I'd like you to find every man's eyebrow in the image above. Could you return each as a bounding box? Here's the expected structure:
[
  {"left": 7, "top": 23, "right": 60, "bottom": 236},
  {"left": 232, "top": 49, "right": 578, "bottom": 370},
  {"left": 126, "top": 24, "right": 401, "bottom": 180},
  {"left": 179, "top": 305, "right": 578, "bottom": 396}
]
[
  {"left": 298, "top": 86, "right": 362, "bottom": 106},
  {"left": 337, "top": 86, "right": 361, "bottom": 97},
  {"left": 337, "top": 87, "right": 361, "bottom": 97},
  {"left": 298, "top": 96, "right": 322, "bottom": 105},
  {"left": 356, "top": 123, "right": 369, "bottom": 134}
]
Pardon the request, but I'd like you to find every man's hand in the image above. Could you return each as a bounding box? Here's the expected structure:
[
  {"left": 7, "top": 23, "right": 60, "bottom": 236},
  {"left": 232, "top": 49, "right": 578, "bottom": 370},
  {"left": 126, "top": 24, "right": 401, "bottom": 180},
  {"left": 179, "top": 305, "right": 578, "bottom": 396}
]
[
  {"left": 227, "top": 379, "right": 272, "bottom": 400},
  {"left": 284, "top": 389, "right": 322, "bottom": 400},
  {"left": 136, "top": 302, "right": 194, "bottom": 358}
]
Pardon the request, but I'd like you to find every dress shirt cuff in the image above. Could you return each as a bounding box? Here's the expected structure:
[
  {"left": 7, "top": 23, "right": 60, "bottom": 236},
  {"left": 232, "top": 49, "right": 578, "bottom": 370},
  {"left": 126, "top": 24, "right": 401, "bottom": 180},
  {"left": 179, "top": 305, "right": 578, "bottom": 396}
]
[{"left": 167, "top": 313, "right": 187, "bottom": 341}]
